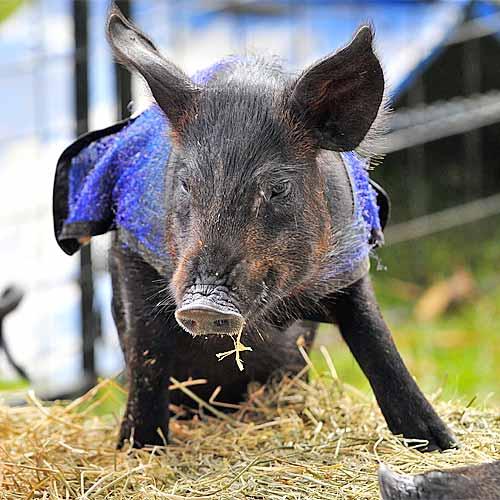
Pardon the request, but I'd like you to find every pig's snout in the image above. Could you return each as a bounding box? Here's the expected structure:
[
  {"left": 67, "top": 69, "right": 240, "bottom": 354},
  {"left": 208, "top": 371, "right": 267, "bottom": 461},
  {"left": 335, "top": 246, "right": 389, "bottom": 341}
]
[
  {"left": 175, "top": 299, "right": 244, "bottom": 337},
  {"left": 173, "top": 250, "right": 250, "bottom": 336}
]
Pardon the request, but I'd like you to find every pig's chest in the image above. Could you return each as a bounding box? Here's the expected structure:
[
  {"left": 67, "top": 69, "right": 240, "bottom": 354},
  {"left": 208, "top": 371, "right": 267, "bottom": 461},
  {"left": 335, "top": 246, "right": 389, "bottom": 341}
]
[{"left": 167, "top": 320, "right": 315, "bottom": 406}]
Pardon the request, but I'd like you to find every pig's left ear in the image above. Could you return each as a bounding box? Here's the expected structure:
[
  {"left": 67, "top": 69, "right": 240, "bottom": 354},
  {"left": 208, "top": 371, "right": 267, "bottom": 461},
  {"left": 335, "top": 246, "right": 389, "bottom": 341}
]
[
  {"left": 106, "top": 3, "right": 200, "bottom": 126},
  {"left": 290, "top": 26, "right": 384, "bottom": 151}
]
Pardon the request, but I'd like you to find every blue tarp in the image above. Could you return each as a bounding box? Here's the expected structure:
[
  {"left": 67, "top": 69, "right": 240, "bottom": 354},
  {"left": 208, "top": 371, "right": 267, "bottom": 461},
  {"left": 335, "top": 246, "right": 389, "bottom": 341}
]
[{"left": 173, "top": 0, "right": 499, "bottom": 99}]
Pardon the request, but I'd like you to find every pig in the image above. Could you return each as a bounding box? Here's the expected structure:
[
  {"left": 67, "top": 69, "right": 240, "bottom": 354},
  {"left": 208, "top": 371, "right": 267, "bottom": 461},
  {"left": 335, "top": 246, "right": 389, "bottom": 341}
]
[
  {"left": 52, "top": 4, "right": 457, "bottom": 451},
  {"left": 379, "top": 461, "right": 500, "bottom": 500}
]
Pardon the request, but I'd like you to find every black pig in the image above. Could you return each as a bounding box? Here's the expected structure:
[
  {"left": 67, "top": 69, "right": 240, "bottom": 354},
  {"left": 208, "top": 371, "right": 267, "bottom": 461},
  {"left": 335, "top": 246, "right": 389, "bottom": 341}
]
[
  {"left": 52, "top": 4, "right": 456, "bottom": 451},
  {"left": 379, "top": 461, "right": 500, "bottom": 500}
]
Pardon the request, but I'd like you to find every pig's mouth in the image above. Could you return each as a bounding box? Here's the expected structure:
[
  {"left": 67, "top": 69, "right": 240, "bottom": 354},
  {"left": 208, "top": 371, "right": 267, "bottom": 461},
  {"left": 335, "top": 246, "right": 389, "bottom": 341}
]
[{"left": 175, "top": 286, "right": 245, "bottom": 337}]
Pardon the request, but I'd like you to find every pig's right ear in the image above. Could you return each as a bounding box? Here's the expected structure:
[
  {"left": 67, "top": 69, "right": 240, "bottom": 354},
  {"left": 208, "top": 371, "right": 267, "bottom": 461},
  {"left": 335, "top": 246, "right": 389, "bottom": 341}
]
[
  {"left": 289, "top": 26, "right": 384, "bottom": 151},
  {"left": 106, "top": 3, "right": 200, "bottom": 125}
]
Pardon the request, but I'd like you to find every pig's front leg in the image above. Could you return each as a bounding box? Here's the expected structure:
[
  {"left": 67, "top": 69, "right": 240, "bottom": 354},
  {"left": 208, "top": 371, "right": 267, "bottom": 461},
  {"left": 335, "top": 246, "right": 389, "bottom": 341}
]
[
  {"left": 110, "top": 246, "right": 175, "bottom": 449},
  {"left": 331, "top": 275, "right": 457, "bottom": 451}
]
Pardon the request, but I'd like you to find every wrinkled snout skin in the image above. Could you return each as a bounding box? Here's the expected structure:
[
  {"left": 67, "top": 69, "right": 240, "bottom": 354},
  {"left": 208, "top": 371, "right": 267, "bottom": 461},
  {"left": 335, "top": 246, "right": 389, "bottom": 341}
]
[
  {"left": 171, "top": 239, "right": 265, "bottom": 334},
  {"left": 175, "top": 292, "right": 245, "bottom": 337},
  {"left": 83, "top": 5, "right": 458, "bottom": 452}
]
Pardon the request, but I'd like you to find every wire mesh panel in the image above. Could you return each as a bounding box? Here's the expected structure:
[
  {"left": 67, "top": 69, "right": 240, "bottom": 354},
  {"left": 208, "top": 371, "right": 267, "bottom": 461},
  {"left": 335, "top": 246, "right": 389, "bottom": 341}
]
[{"left": 0, "top": 0, "right": 120, "bottom": 394}]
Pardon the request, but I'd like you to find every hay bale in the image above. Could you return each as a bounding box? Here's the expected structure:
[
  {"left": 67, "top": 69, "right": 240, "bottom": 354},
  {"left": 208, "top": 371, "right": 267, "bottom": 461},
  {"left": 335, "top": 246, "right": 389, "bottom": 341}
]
[{"left": 0, "top": 369, "right": 498, "bottom": 499}]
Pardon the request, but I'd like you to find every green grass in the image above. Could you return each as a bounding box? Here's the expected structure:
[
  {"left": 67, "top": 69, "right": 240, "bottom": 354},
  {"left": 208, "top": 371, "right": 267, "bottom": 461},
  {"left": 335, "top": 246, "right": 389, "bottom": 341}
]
[
  {"left": 74, "top": 380, "right": 127, "bottom": 416},
  {"left": 0, "top": 0, "right": 23, "bottom": 23},
  {"left": 311, "top": 280, "right": 500, "bottom": 404},
  {"left": 0, "top": 378, "right": 29, "bottom": 391}
]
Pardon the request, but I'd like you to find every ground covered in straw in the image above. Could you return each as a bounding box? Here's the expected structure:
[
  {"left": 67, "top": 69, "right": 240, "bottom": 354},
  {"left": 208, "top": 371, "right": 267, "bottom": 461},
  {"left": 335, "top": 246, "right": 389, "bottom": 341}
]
[{"left": 1, "top": 364, "right": 499, "bottom": 499}]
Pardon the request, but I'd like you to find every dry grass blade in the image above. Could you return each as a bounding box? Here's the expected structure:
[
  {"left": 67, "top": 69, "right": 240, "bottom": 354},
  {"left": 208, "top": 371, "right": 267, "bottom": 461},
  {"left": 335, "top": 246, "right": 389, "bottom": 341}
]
[{"left": 0, "top": 370, "right": 498, "bottom": 499}]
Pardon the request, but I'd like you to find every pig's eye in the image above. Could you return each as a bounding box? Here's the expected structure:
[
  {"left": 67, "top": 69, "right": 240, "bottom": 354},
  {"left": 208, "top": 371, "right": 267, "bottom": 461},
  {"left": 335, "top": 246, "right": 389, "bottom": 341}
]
[
  {"left": 270, "top": 181, "right": 291, "bottom": 200},
  {"left": 179, "top": 179, "right": 190, "bottom": 194}
]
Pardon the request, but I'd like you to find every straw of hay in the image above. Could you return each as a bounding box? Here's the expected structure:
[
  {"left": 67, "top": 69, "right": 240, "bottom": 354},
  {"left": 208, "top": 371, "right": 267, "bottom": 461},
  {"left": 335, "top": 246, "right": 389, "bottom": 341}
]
[
  {"left": 0, "top": 353, "right": 498, "bottom": 499},
  {"left": 216, "top": 329, "right": 252, "bottom": 371}
]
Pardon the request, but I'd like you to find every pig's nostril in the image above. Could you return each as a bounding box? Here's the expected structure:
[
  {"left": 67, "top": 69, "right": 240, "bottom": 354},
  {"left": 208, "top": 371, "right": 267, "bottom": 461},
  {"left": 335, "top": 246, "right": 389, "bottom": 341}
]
[{"left": 175, "top": 304, "right": 243, "bottom": 336}]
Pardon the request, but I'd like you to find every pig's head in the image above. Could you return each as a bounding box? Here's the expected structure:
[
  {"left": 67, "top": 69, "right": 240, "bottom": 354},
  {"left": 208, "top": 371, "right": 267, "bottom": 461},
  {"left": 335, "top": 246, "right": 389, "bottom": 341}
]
[{"left": 107, "top": 6, "right": 384, "bottom": 337}]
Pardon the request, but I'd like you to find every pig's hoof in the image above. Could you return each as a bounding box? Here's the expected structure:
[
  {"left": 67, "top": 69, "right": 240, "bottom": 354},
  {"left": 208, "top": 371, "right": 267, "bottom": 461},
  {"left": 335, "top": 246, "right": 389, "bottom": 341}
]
[
  {"left": 402, "top": 421, "right": 458, "bottom": 452},
  {"left": 117, "top": 420, "right": 168, "bottom": 450},
  {"left": 421, "top": 423, "right": 458, "bottom": 453},
  {"left": 390, "top": 411, "right": 458, "bottom": 452}
]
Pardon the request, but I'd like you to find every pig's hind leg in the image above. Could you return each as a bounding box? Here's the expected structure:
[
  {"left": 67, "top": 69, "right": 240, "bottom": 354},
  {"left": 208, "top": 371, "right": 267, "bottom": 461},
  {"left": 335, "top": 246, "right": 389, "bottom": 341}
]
[
  {"left": 332, "top": 275, "right": 457, "bottom": 452},
  {"left": 110, "top": 245, "right": 176, "bottom": 449}
]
